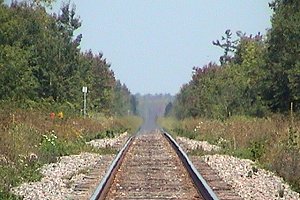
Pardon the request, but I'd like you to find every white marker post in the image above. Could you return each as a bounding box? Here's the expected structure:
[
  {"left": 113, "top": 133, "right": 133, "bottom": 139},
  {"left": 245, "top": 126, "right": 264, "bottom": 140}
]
[{"left": 82, "top": 86, "right": 88, "bottom": 118}]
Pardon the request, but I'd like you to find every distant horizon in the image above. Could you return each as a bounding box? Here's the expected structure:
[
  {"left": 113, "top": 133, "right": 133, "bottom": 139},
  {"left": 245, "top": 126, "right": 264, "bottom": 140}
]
[{"left": 134, "top": 92, "right": 175, "bottom": 96}]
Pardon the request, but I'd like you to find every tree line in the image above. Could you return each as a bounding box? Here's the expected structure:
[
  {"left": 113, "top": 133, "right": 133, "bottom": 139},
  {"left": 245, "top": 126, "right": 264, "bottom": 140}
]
[
  {"left": 0, "top": 0, "right": 137, "bottom": 116},
  {"left": 170, "top": 0, "right": 300, "bottom": 119}
]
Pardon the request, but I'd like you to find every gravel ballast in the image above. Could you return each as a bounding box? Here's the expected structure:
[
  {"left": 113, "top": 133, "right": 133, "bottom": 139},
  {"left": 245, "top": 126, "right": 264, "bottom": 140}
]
[
  {"left": 176, "top": 136, "right": 221, "bottom": 152},
  {"left": 177, "top": 136, "right": 300, "bottom": 200},
  {"left": 201, "top": 155, "right": 299, "bottom": 200},
  {"left": 12, "top": 132, "right": 299, "bottom": 199},
  {"left": 11, "top": 132, "right": 129, "bottom": 200},
  {"left": 86, "top": 132, "right": 129, "bottom": 150},
  {"left": 11, "top": 153, "right": 114, "bottom": 200}
]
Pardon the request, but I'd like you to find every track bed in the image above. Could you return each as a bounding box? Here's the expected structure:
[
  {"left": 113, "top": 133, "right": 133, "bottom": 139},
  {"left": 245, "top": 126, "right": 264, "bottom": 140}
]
[{"left": 104, "top": 131, "right": 202, "bottom": 199}]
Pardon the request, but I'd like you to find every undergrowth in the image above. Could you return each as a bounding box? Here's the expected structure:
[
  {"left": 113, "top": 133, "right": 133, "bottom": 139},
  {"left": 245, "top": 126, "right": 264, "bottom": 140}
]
[
  {"left": 0, "top": 103, "right": 142, "bottom": 199},
  {"left": 158, "top": 116, "right": 300, "bottom": 193}
]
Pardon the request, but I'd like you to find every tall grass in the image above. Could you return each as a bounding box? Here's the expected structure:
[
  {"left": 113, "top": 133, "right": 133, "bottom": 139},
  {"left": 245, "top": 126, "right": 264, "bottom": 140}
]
[
  {"left": 158, "top": 115, "right": 300, "bottom": 193},
  {"left": 0, "top": 105, "right": 142, "bottom": 199}
]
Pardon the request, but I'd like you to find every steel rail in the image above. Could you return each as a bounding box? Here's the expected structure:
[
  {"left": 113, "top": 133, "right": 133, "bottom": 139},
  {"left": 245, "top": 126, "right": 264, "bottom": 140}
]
[
  {"left": 90, "top": 130, "right": 219, "bottom": 200},
  {"left": 89, "top": 134, "right": 135, "bottom": 200},
  {"left": 162, "top": 130, "right": 219, "bottom": 200}
]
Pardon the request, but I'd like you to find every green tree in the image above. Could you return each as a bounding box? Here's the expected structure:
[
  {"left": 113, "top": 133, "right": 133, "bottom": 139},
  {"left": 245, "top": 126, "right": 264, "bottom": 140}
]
[
  {"left": 0, "top": 2, "right": 38, "bottom": 101},
  {"left": 112, "top": 81, "right": 132, "bottom": 116},
  {"left": 0, "top": 1, "right": 135, "bottom": 116},
  {"left": 164, "top": 102, "right": 173, "bottom": 117},
  {"left": 173, "top": 33, "right": 267, "bottom": 119},
  {"left": 0, "top": 46, "right": 37, "bottom": 101},
  {"left": 130, "top": 95, "right": 138, "bottom": 115},
  {"left": 89, "top": 53, "right": 115, "bottom": 114},
  {"left": 213, "top": 29, "right": 238, "bottom": 65},
  {"left": 263, "top": 0, "right": 300, "bottom": 112}
]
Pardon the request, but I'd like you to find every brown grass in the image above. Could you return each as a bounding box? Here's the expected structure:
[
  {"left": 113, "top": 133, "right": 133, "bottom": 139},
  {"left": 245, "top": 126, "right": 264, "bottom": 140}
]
[
  {"left": 0, "top": 106, "right": 142, "bottom": 199},
  {"left": 159, "top": 115, "right": 300, "bottom": 192}
]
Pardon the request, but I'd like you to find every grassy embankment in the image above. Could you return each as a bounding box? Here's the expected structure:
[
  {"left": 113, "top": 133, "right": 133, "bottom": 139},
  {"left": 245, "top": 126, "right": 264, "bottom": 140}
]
[
  {"left": 0, "top": 102, "right": 142, "bottom": 199},
  {"left": 158, "top": 115, "right": 300, "bottom": 193}
]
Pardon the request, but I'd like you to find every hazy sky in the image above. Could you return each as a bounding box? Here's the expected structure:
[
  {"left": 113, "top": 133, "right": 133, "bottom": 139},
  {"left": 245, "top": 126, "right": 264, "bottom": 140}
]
[{"left": 5, "top": 0, "right": 273, "bottom": 95}]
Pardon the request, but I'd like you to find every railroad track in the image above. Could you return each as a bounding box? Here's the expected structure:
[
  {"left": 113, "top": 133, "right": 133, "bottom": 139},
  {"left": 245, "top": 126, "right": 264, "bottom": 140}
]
[{"left": 89, "top": 130, "right": 241, "bottom": 200}]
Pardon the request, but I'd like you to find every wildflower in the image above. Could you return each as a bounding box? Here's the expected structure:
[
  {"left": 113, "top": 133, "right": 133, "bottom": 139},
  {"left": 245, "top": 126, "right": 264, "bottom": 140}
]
[
  {"left": 50, "top": 112, "right": 55, "bottom": 120},
  {"left": 51, "top": 133, "right": 57, "bottom": 139},
  {"left": 28, "top": 153, "right": 38, "bottom": 163},
  {"left": 57, "top": 112, "right": 63, "bottom": 119},
  {"left": 19, "top": 155, "right": 26, "bottom": 163},
  {"left": 0, "top": 155, "right": 7, "bottom": 165}
]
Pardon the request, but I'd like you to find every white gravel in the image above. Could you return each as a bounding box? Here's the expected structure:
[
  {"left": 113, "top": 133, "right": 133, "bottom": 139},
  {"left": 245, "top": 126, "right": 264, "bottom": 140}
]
[
  {"left": 11, "top": 153, "right": 112, "bottom": 200},
  {"left": 12, "top": 132, "right": 299, "bottom": 200},
  {"left": 86, "top": 132, "right": 129, "bottom": 149},
  {"left": 176, "top": 136, "right": 221, "bottom": 152},
  {"left": 11, "top": 132, "right": 129, "bottom": 200},
  {"left": 177, "top": 136, "right": 299, "bottom": 199},
  {"left": 202, "top": 155, "right": 300, "bottom": 200}
]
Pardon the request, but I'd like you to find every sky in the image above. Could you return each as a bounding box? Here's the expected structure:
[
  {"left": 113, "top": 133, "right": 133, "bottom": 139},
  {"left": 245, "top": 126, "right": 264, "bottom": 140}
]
[{"left": 5, "top": 0, "right": 273, "bottom": 95}]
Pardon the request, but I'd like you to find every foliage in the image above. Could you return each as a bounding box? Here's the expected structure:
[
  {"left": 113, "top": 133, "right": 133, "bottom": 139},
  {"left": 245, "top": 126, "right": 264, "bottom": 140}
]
[
  {"left": 173, "top": 32, "right": 267, "bottom": 120},
  {"left": 112, "top": 81, "right": 132, "bottom": 116},
  {"left": 263, "top": 0, "right": 300, "bottom": 112},
  {"left": 0, "top": 1, "right": 136, "bottom": 115},
  {"left": 162, "top": 0, "right": 300, "bottom": 194},
  {"left": 212, "top": 29, "right": 238, "bottom": 65},
  {"left": 172, "top": 1, "right": 300, "bottom": 119},
  {"left": 0, "top": 106, "right": 142, "bottom": 198},
  {"left": 164, "top": 102, "right": 173, "bottom": 117},
  {"left": 159, "top": 116, "right": 300, "bottom": 192},
  {"left": 0, "top": 2, "right": 142, "bottom": 198}
]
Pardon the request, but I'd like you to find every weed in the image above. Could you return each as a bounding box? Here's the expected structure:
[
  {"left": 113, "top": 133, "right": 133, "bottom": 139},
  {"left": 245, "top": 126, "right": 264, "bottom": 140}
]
[
  {"left": 0, "top": 106, "right": 142, "bottom": 198},
  {"left": 159, "top": 115, "right": 300, "bottom": 193},
  {"left": 248, "top": 140, "right": 266, "bottom": 161}
]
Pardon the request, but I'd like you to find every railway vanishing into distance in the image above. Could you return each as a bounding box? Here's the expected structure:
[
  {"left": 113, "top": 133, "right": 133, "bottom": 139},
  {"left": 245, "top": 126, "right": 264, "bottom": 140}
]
[{"left": 86, "top": 121, "right": 241, "bottom": 200}]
